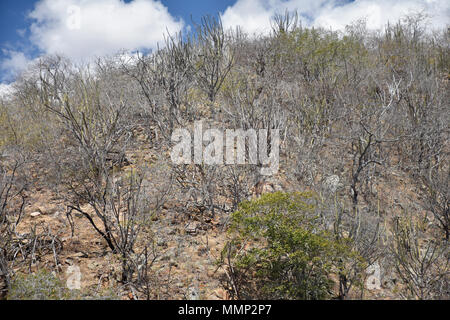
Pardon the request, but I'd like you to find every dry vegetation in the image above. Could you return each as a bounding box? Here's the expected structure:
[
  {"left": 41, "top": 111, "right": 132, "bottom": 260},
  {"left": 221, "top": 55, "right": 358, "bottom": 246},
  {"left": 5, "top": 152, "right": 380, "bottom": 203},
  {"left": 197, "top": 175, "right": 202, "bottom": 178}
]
[{"left": 0, "top": 12, "right": 448, "bottom": 300}]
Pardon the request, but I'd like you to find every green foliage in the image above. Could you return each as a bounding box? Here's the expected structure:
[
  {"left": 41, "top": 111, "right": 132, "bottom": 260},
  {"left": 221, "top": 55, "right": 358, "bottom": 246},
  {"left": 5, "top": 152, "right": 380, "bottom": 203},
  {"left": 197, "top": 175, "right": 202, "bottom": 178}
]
[
  {"left": 0, "top": 106, "right": 12, "bottom": 148},
  {"left": 221, "top": 192, "right": 360, "bottom": 300},
  {"left": 273, "top": 26, "right": 358, "bottom": 82},
  {"left": 7, "top": 270, "right": 74, "bottom": 300},
  {"left": 7, "top": 270, "right": 121, "bottom": 300}
]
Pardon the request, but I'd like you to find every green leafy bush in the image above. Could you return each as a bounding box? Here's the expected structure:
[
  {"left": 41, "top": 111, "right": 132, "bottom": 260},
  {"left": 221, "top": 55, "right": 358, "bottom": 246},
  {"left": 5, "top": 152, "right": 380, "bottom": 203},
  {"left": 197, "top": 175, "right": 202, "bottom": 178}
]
[{"left": 221, "top": 192, "right": 361, "bottom": 300}]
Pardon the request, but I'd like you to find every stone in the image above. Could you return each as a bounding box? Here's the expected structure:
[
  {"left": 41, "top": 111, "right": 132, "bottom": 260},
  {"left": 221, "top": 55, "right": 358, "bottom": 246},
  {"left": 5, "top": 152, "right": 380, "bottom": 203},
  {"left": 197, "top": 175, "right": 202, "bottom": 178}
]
[
  {"left": 30, "top": 211, "right": 41, "bottom": 217},
  {"left": 261, "top": 183, "right": 274, "bottom": 194},
  {"left": 323, "top": 175, "right": 340, "bottom": 193},
  {"left": 252, "top": 178, "right": 284, "bottom": 197},
  {"left": 161, "top": 248, "right": 177, "bottom": 261},
  {"left": 72, "top": 252, "right": 89, "bottom": 259},
  {"left": 185, "top": 221, "right": 200, "bottom": 235},
  {"left": 213, "top": 288, "right": 228, "bottom": 300},
  {"left": 157, "top": 239, "right": 168, "bottom": 248},
  {"left": 41, "top": 206, "right": 59, "bottom": 215},
  {"left": 195, "top": 264, "right": 206, "bottom": 273},
  {"left": 169, "top": 260, "right": 178, "bottom": 267},
  {"left": 187, "top": 286, "right": 199, "bottom": 300},
  {"left": 88, "top": 262, "right": 99, "bottom": 270}
]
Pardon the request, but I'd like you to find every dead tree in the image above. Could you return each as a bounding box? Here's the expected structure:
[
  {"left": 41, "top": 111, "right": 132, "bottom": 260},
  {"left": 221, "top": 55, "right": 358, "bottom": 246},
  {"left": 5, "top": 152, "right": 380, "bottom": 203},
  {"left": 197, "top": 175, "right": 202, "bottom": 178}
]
[{"left": 194, "top": 15, "right": 234, "bottom": 105}]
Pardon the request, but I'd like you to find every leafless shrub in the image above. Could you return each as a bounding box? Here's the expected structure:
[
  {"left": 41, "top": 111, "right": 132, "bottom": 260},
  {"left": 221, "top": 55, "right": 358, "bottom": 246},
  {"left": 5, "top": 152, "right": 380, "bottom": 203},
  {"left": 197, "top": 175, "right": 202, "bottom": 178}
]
[
  {"left": 0, "top": 12, "right": 448, "bottom": 300},
  {"left": 421, "top": 162, "right": 449, "bottom": 240},
  {"left": 193, "top": 15, "right": 235, "bottom": 105},
  {"left": 391, "top": 213, "right": 449, "bottom": 299},
  {"left": 271, "top": 10, "right": 299, "bottom": 36},
  {"left": 123, "top": 32, "right": 195, "bottom": 139},
  {"left": 0, "top": 151, "right": 27, "bottom": 299}
]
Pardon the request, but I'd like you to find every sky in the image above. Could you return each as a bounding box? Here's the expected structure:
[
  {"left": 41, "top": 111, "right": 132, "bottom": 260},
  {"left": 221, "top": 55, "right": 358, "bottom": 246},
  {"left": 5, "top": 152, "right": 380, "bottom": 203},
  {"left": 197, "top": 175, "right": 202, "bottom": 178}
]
[{"left": 0, "top": 0, "right": 449, "bottom": 88}]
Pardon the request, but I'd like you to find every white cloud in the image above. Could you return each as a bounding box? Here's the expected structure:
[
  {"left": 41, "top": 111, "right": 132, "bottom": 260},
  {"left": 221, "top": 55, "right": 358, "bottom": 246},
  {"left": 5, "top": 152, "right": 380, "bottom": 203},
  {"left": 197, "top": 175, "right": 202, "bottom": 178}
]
[
  {"left": 313, "top": 0, "right": 450, "bottom": 31},
  {"left": 221, "top": 0, "right": 338, "bottom": 34},
  {"left": 28, "top": 0, "right": 184, "bottom": 60},
  {"left": 0, "top": 82, "right": 15, "bottom": 99},
  {"left": 219, "top": 0, "right": 277, "bottom": 35},
  {"left": 0, "top": 50, "right": 33, "bottom": 82},
  {"left": 220, "top": 0, "right": 450, "bottom": 34}
]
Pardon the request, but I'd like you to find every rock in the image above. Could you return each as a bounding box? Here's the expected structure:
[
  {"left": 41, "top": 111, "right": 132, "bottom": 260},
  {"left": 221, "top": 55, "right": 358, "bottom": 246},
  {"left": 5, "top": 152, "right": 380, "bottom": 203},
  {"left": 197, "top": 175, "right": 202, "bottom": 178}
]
[
  {"left": 161, "top": 248, "right": 176, "bottom": 261},
  {"left": 252, "top": 178, "right": 284, "bottom": 197},
  {"left": 265, "top": 177, "right": 283, "bottom": 192},
  {"left": 41, "top": 206, "right": 59, "bottom": 215},
  {"left": 323, "top": 175, "right": 340, "bottom": 193},
  {"left": 213, "top": 288, "right": 229, "bottom": 300},
  {"left": 187, "top": 286, "right": 199, "bottom": 300},
  {"left": 157, "top": 239, "right": 168, "bottom": 248},
  {"left": 169, "top": 260, "right": 178, "bottom": 268},
  {"left": 262, "top": 183, "right": 274, "bottom": 194},
  {"left": 195, "top": 264, "right": 206, "bottom": 273},
  {"left": 30, "top": 211, "right": 41, "bottom": 217},
  {"left": 72, "top": 252, "right": 89, "bottom": 259},
  {"left": 88, "top": 262, "right": 99, "bottom": 270},
  {"left": 185, "top": 221, "right": 200, "bottom": 235},
  {"left": 53, "top": 211, "right": 62, "bottom": 218}
]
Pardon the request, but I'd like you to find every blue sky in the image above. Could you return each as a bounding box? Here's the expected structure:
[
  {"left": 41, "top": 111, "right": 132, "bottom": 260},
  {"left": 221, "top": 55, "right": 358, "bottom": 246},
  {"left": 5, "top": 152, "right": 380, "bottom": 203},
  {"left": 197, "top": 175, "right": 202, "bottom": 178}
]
[
  {"left": 0, "top": 0, "right": 234, "bottom": 49},
  {"left": 0, "top": 0, "right": 448, "bottom": 85},
  {"left": 0, "top": 0, "right": 235, "bottom": 82}
]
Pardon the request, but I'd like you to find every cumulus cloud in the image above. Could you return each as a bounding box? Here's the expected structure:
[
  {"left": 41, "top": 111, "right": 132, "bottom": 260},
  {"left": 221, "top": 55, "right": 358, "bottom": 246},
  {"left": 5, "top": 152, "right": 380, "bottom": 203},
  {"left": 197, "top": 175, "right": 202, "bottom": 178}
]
[
  {"left": 0, "top": 82, "right": 15, "bottom": 99},
  {"left": 313, "top": 0, "right": 450, "bottom": 31},
  {"left": 0, "top": 50, "right": 33, "bottom": 82},
  {"left": 219, "top": 0, "right": 276, "bottom": 35},
  {"left": 28, "top": 0, "right": 184, "bottom": 60},
  {"left": 221, "top": 0, "right": 449, "bottom": 34}
]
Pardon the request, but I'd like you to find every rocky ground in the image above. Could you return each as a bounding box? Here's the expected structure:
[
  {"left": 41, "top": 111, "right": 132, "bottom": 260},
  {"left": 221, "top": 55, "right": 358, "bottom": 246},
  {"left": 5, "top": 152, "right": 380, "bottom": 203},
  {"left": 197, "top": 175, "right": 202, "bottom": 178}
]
[{"left": 7, "top": 128, "right": 437, "bottom": 300}]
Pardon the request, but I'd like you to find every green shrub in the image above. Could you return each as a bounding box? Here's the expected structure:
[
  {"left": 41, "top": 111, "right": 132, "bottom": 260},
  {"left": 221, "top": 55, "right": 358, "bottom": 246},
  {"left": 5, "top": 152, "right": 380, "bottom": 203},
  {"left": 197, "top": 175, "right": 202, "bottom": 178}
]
[
  {"left": 7, "top": 270, "right": 74, "bottom": 300},
  {"left": 7, "top": 270, "right": 121, "bottom": 300},
  {"left": 220, "top": 192, "right": 360, "bottom": 300}
]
